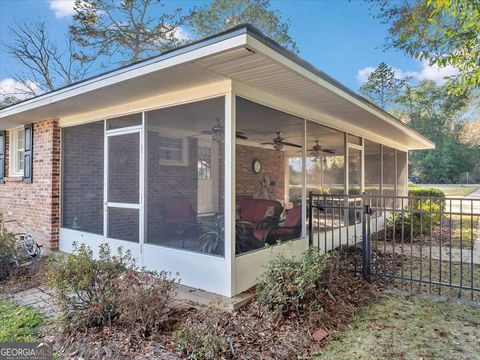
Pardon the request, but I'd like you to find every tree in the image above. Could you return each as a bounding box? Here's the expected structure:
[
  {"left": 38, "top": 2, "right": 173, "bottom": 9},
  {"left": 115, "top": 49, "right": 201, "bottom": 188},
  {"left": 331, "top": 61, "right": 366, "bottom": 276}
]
[
  {"left": 460, "top": 120, "right": 480, "bottom": 148},
  {"left": 1, "top": 21, "right": 93, "bottom": 102},
  {"left": 395, "top": 80, "right": 478, "bottom": 183},
  {"left": 369, "top": 0, "right": 480, "bottom": 94},
  {"left": 71, "top": 0, "right": 187, "bottom": 65},
  {"left": 359, "top": 62, "right": 405, "bottom": 110},
  {"left": 188, "top": 0, "right": 298, "bottom": 52},
  {"left": 0, "top": 96, "right": 18, "bottom": 110}
]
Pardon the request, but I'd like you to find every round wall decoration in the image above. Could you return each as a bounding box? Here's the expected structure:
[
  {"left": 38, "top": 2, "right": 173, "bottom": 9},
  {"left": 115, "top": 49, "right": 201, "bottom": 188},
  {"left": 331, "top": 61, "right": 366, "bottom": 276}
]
[{"left": 252, "top": 159, "right": 262, "bottom": 173}]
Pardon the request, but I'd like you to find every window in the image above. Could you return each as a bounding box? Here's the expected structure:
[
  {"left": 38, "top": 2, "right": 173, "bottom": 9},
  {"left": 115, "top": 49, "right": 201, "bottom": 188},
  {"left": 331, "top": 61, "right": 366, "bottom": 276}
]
[
  {"left": 158, "top": 136, "right": 187, "bottom": 165},
  {"left": 197, "top": 146, "right": 212, "bottom": 180},
  {"left": 9, "top": 127, "right": 24, "bottom": 177}
]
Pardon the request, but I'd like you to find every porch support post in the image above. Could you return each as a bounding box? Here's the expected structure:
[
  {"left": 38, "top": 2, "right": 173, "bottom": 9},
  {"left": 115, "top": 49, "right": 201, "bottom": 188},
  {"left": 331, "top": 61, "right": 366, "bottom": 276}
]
[
  {"left": 301, "top": 119, "right": 307, "bottom": 237},
  {"left": 225, "top": 92, "right": 236, "bottom": 297}
]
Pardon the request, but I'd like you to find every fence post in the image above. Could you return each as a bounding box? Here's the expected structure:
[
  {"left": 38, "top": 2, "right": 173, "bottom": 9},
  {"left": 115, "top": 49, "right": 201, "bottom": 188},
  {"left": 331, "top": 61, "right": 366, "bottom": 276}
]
[
  {"left": 308, "top": 191, "right": 313, "bottom": 247},
  {"left": 362, "top": 192, "right": 372, "bottom": 281}
]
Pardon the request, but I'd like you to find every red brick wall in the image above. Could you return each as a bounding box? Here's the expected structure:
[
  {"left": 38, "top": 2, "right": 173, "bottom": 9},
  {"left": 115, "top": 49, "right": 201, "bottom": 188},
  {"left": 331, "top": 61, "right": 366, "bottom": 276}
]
[
  {"left": 0, "top": 119, "right": 60, "bottom": 252},
  {"left": 236, "top": 144, "right": 285, "bottom": 200}
]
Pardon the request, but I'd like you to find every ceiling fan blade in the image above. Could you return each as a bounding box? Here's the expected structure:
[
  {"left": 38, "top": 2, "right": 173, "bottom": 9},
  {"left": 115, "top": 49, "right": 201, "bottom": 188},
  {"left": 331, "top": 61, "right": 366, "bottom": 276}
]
[
  {"left": 236, "top": 132, "right": 248, "bottom": 140},
  {"left": 321, "top": 149, "right": 336, "bottom": 154},
  {"left": 283, "top": 141, "right": 302, "bottom": 148},
  {"left": 260, "top": 142, "right": 275, "bottom": 145}
]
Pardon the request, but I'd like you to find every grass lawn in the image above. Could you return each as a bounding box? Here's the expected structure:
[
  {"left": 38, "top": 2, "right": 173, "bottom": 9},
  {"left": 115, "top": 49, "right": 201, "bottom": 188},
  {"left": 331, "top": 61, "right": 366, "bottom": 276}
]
[
  {"left": 410, "top": 184, "right": 480, "bottom": 197},
  {"left": 0, "top": 298, "right": 43, "bottom": 342},
  {"left": 314, "top": 295, "right": 480, "bottom": 360},
  {"left": 452, "top": 214, "right": 479, "bottom": 249},
  {"left": 387, "top": 258, "right": 480, "bottom": 302}
]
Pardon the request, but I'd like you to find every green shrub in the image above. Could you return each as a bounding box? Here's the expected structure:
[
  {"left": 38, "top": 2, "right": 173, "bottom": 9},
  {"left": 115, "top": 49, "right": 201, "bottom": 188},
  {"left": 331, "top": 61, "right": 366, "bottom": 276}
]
[
  {"left": 256, "top": 249, "right": 329, "bottom": 318},
  {"left": 175, "top": 314, "right": 227, "bottom": 360},
  {"left": 117, "top": 270, "right": 177, "bottom": 337},
  {"left": 48, "top": 242, "right": 178, "bottom": 335},
  {"left": 47, "top": 242, "right": 136, "bottom": 328},
  {"left": 408, "top": 187, "right": 446, "bottom": 202},
  {"left": 387, "top": 198, "right": 443, "bottom": 236},
  {"left": 386, "top": 187, "right": 446, "bottom": 236},
  {"left": 0, "top": 216, "right": 17, "bottom": 281}
]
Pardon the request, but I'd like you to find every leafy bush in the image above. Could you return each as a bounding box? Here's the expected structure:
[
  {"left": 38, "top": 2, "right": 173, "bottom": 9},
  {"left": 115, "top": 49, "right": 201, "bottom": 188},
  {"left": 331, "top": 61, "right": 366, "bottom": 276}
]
[
  {"left": 48, "top": 242, "right": 178, "bottom": 334},
  {"left": 386, "top": 187, "right": 446, "bottom": 236},
  {"left": 0, "top": 216, "right": 17, "bottom": 281},
  {"left": 256, "top": 249, "right": 329, "bottom": 318},
  {"left": 387, "top": 196, "right": 444, "bottom": 236},
  {"left": 117, "top": 270, "right": 177, "bottom": 337},
  {"left": 408, "top": 187, "right": 445, "bottom": 210},
  {"left": 175, "top": 314, "right": 227, "bottom": 360},
  {"left": 47, "top": 242, "right": 136, "bottom": 328}
]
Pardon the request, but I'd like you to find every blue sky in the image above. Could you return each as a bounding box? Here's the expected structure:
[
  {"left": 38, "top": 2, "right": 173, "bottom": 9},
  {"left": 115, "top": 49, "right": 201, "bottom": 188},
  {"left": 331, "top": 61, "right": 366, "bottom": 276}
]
[{"left": 0, "top": 0, "right": 458, "bottom": 99}]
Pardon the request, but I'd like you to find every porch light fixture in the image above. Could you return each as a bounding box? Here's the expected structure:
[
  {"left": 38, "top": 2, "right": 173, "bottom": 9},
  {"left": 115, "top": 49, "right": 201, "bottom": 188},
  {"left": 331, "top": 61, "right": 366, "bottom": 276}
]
[
  {"left": 312, "top": 140, "right": 322, "bottom": 159},
  {"left": 273, "top": 141, "right": 284, "bottom": 151},
  {"left": 212, "top": 130, "right": 224, "bottom": 143}
]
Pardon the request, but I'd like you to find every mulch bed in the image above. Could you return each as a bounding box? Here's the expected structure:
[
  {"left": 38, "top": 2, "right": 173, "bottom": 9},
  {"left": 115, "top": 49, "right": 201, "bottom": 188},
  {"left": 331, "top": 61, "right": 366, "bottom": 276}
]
[
  {"left": 0, "top": 257, "right": 47, "bottom": 295},
  {"left": 0, "top": 247, "right": 401, "bottom": 359},
  {"left": 53, "top": 247, "right": 391, "bottom": 360}
]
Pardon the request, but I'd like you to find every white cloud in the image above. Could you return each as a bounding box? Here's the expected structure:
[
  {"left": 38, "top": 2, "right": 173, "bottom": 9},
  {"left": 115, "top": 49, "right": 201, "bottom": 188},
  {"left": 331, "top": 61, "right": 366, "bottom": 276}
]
[
  {"left": 356, "top": 60, "right": 459, "bottom": 85},
  {"left": 356, "top": 66, "right": 375, "bottom": 83},
  {"left": 49, "top": 0, "right": 76, "bottom": 18},
  {"left": 415, "top": 59, "right": 459, "bottom": 85},
  {"left": 173, "top": 26, "right": 192, "bottom": 43},
  {"left": 0, "top": 78, "right": 40, "bottom": 101}
]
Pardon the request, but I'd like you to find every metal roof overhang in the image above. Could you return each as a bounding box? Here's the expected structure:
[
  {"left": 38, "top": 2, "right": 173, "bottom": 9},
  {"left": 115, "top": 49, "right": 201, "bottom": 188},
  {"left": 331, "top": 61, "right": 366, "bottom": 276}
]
[{"left": 0, "top": 25, "right": 433, "bottom": 150}]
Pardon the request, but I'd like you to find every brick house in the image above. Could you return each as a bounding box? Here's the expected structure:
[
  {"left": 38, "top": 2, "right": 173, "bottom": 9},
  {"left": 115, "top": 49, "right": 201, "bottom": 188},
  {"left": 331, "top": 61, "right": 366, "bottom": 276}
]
[{"left": 0, "top": 25, "right": 433, "bottom": 297}]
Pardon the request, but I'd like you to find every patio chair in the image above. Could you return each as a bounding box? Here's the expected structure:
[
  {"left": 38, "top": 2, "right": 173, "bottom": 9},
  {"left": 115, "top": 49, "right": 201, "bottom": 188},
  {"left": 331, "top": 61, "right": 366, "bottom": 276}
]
[
  {"left": 236, "top": 199, "right": 283, "bottom": 233},
  {"left": 253, "top": 206, "right": 302, "bottom": 245},
  {"left": 160, "top": 199, "right": 198, "bottom": 246}
]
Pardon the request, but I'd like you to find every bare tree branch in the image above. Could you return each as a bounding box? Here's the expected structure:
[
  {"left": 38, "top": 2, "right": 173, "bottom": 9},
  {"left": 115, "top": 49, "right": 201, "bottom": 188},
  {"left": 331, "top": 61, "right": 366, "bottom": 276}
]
[{"left": 1, "top": 20, "right": 95, "bottom": 103}]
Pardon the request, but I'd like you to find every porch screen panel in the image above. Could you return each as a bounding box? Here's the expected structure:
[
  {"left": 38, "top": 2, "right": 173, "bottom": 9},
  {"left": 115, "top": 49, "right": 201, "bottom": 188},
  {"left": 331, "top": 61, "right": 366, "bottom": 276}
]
[
  {"left": 348, "top": 147, "right": 362, "bottom": 196},
  {"left": 106, "top": 113, "right": 142, "bottom": 130},
  {"left": 62, "top": 121, "right": 104, "bottom": 234},
  {"left": 383, "top": 146, "right": 396, "bottom": 208},
  {"left": 364, "top": 140, "right": 381, "bottom": 196},
  {"left": 145, "top": 97, "right": 225, "bottom": 257},
  {"left": 108, "top": 207, "right": 139, "bottom": 242},
  {"left": 306, "top": 121, "right": 345, "bottom": 195},
  {"left": 108, "top": 133, "right": 140, "bottom": 204},
  {"left": 236, "top": 97, "right": 305, "bottom": 255},
  {"left": 396, "top": 150, "right": 408, "bottom": 196}
]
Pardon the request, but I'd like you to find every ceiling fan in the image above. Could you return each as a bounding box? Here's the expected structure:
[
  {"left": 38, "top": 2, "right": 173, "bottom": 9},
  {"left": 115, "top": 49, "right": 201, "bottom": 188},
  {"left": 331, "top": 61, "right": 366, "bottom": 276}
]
[
  {"left": 194, "top": 118, "right": 248, "bottom": 142},
  {"left": 261, "top": 131, "right": 301, "bottom": 151},
  {"left": 308, "top": 140, "right": 336, "bottom": 157}
]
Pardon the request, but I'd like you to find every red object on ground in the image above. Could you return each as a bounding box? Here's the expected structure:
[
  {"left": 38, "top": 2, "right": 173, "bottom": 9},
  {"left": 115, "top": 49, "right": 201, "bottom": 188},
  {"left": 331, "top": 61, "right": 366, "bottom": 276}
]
[{"left": 312, "top": 329, "right": 329, "bottom": 341}]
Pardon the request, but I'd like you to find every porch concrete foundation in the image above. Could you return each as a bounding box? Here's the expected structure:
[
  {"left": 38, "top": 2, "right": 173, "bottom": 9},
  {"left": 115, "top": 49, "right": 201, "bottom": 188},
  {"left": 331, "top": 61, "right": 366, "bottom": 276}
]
[{"left": 174, "top": 283, "right": 255, "bottom": 311}]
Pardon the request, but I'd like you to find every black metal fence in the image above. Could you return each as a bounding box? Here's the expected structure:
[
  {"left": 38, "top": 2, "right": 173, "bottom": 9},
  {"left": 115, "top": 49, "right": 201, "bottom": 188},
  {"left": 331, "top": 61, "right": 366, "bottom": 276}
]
[{"left": 308, "top": 192, "right": 480, "bottom": 302}]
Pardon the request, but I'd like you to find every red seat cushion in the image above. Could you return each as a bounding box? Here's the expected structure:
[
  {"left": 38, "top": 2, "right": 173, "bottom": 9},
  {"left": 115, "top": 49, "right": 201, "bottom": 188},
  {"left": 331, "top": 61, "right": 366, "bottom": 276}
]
[
  {"left": 284, "top": 206, "right": 302, "bottom": 227},
  {"left": 237, "top": 199, "right": 283, "bottom": 223}
]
